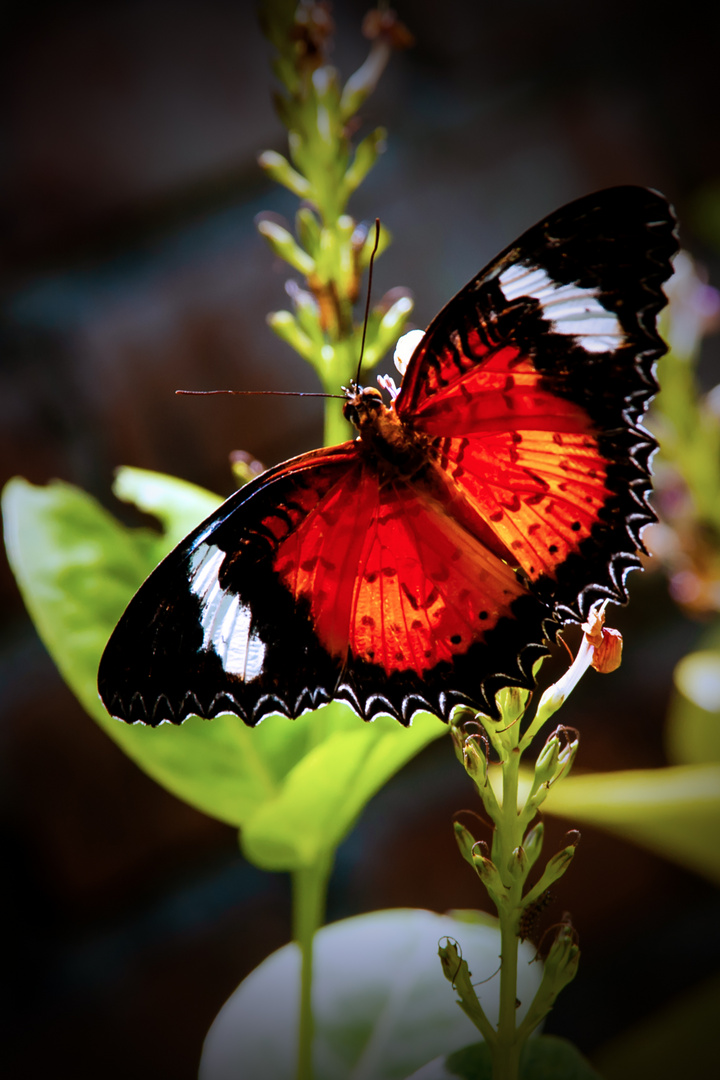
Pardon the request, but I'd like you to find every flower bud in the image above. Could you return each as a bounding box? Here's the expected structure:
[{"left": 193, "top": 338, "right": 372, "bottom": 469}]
[
  {"left": 590, "top": 625, "right": 623, "bottom": 673},
  {"left": 343, "top": 128, "right": 386, "bottom": 196},
  {"left": 555, "top": 728, "right": 580, "bottom": 779},
  {"left": 532, "top": 608, "right": 619, "bottom": 725},
  {"left": 534, "top": 733, "right": 560, "bottom": 787},
  {"left": 257, "top": 218, "right": 315, "bottom": 275},
  {"left": 542, "top": 916, "right": 580, "bottom": 994},
  {"left": 471, "top": 850, "right": 507, "bottom": 903},
  {"left": 494, "top": 685, "right": 530, "bottom": 724},
  {"left": 516, "top": 914, "right": 580, "bottom": 1035},
  {"left": 258, "top": 150, "right": 310, "bottom": 198},
  {"left": 522, "top": 821, "right": 545, "bottom": 871},
  {"left": 582, "top": 607, "right": 623, "bottom": 673},
  {"left": 463, "top": 735, "right": 488, "bottom": 787},
  {"left": 450, "top": 717, "right": 467, "bottom": 763},
  {"left": 361, "top": 296, "right": 414, "bottom": 369},
  {"left": 438, "top": 937, "right": 464, "bottom": 983},
  {"left": 507, "top": 845, "right": 527, "bottom": 879},
  {"left": 341, "top": 9, "right": 414, "bottom": 123},
  {"left": 453, "top": 821, "right": 477, "bottom": 867},
  {"left": 229, "top": 451, "right": 264, "bottom": 488},
  {"left": 362, "top": 9, "right": 415, "bottom": 49},
  {"left": 542, "top": 834, "right": 580, "bottom": 888},
  {"left": 266, "top": 311, "right": 314, "bottom": 362},
  {"left": 529, "top": 727, "right": 579, "bottom": 808},
  {"left": 356, "top": 222, "right": 392, "bottom": 270},
  {"left": 295, "top": 207, "right": 322, "bottom": 257}
]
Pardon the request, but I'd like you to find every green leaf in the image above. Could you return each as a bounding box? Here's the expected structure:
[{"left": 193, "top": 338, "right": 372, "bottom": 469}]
[
  {"left": 540, "top": 763, "right": 720, "bottom": 883},
  {"left": 2, "top": 474, "right": 265, "bottom": 827},
  {"left": 666, "top": 617, "right": 720, "bottom": 766},
  {"left": 112, "top": 465, "right": 222, "bottom": 548},
  {"left": 405, "top": 1035, "right": 601, "bottom": 1079},
  {"left": 199, "top": 909, "right": 544, "bottom": 1080},
  {"left": 241, "top": 706, "right": 446, "bottom": 870},
  {"left": 2, "top": 474, "right": 446, "bottom": 866},
  {"left": 668, "top": 649, "right": 720, "bottom": 765}
]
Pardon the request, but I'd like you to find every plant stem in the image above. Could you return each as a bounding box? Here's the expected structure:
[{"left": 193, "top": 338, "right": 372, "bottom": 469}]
[
  {"left": 452, "top": 682, "right": 586, "bottom": 1074},
  {"left": 324, "top": 396, "right": 352, "bottom": 448},
  {"left": 292, "top": 852, "right": 333, "bottom": 1080},
  {"left": 495, "top": 895, "right": 521, "bottom": 1079},
  {"left": 494, "top": 736, "right": 523, "bottom": 1080}
]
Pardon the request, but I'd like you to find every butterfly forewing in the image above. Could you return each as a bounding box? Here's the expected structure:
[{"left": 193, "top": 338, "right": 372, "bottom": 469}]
[
  {"left": 99, "top": 185, "right": 678, "bottom": 727},
  {"left": 395, "top": 185, "right": 676, "bottom": 622},
  {"left": 98, "top": 446, "right": 358, "bottom": 725}
]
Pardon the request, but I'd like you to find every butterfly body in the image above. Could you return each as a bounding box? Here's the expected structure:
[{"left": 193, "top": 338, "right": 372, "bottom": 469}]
[
  {"left": 98, "top": 186, "right": 678, "bottom": 727},
  {"left": 343, "top": 384, "right": 429, "bottom": 480}
]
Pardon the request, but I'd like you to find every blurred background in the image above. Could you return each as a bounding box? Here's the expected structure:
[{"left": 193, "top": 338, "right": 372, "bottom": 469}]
[{"left": 2, "top": 1, "right": 720, "bottom": 1076}]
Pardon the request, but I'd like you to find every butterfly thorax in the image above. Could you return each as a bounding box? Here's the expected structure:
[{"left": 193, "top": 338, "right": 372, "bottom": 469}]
[{"left": 343, "top": 383, "right": 430, "bottom": 482}]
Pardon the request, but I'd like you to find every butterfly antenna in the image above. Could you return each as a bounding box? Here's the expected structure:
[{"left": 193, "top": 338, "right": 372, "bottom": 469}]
[
  {"left": 355, "top": 218, "right": 381, "bottom": 386},
  {"left": 176, "top": 390, "right": 346, "bottom": 399}
]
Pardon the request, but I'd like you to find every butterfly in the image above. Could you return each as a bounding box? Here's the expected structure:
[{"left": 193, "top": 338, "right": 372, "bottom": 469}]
[{"left": 98, "top": 185, "right": 678, "bottom": 727}]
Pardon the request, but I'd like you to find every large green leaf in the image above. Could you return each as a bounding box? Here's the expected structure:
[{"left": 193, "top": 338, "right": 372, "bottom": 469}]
[
  {"left": 200, "top": 908, "right": 544, "bottom": 1080},
  {"left": 540, "top": 764, "right": 720, "bottom": 883},
  {"left": 665, "top": 617, "right": 720, "bottom": 766},
  {"left": 241, "top": 707, "right": 446, "bottom": 870},
  {"left": 406, "top": 1036, "right": 601, "bottom": 1079},
  {"left": 2, "top": 472, "right": 446, "bottom": 862}
]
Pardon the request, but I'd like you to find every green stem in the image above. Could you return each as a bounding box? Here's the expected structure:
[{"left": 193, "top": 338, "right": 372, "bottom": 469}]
[
  {"left": 292, "top": 852, "right": 333, "bottom": 1080},
  {"left": 495, "top": 907, "right": 521, "bottom": 1080},
  {"left": 323, "top": 398, "right": 353, "bottom": 447},
  {"left": 493, "top": 746, "right": 523, "bottom": 1080}
]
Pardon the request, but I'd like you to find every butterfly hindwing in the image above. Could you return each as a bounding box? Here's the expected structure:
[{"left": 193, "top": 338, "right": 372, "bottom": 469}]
[{"left": 292, "top": 467, "right": 553, "bottom": 721}]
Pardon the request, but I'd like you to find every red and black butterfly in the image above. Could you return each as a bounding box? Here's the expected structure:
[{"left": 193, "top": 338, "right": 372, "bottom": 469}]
[{"left": 98, "top": 186, "right": 678, "bottom": 726}]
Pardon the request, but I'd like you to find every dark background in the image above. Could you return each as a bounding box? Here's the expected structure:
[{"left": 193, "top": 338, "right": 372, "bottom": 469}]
[{"left": 2, "top": 1, "right": 720, "bottom": 1076}]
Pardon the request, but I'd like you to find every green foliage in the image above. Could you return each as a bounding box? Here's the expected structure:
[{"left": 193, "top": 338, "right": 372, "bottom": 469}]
[
  {"left": 256, "top": 3, "right": 414, "bottom": 446},
  {"left": 412, "top": 1036, "right": 602, "bottom": 1080},
  {"left": 654, "top": 339, "right": 720, "bottom": 536},
  {"left": 449, "top": 679, "right": 589, "bottom": 1072},
  {"left": 538, "top": 763, "right": 720, "bottom": 884},
  {"left": 666, "top": 620, "right": 720, "bottom": 766},
  {"left": 2, "top": 470, "right": 445, "bottom": 861},
  {"left": 199, "top": 909, "right": 543, "bottom": 1080}
]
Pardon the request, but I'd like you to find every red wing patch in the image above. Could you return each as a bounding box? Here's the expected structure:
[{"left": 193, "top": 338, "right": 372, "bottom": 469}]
[
  {"left": 273, "top": 465, "right": 527, "bottom": 674},
  {"left": 402, "top": 346, "right": 593, "bottom": 436},
  {"left": 396, "top": 340, "right": 612, "bottom": 583},
  {"left": 430, "top": 429, "right": 610, "bottom": 583}
]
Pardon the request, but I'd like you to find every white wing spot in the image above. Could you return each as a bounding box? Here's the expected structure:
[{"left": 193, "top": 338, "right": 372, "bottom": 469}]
[
  {"left": 188, "top": 542, "right": 266, "bottom": 680},
  {"left": 498, "top": 263, "right": 623, "bottom": 354}
]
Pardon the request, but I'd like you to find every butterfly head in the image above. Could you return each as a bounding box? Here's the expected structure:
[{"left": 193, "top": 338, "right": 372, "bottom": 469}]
[{"left": 342, "top": 383, "right": 387, "bottom": 432}]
